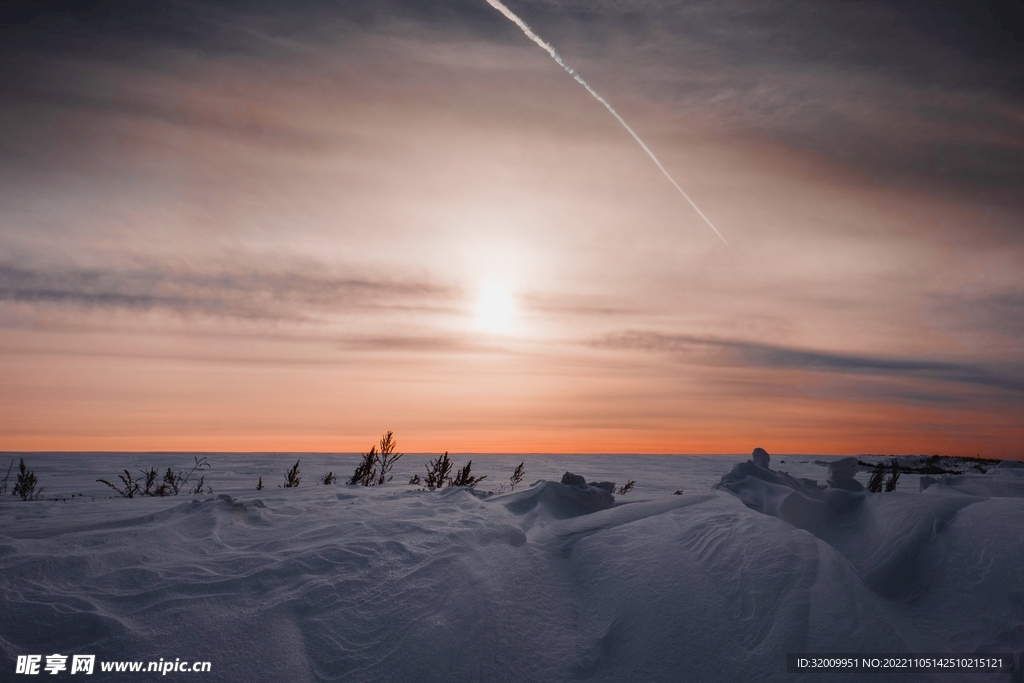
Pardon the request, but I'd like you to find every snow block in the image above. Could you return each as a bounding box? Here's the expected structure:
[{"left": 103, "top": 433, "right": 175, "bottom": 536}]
[{"left": 751, "top": 447, "right": 770, "bottom": 468}]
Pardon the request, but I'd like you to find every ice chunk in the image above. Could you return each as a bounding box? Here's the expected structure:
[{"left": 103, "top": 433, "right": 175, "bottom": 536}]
[{"left": 751, "top": 447, "right": 770, "bottom": 468}]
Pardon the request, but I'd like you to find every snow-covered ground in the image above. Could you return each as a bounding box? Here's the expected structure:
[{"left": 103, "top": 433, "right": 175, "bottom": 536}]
[{"left": 1, "top": 452, "right": 1022, "bottom": 682}]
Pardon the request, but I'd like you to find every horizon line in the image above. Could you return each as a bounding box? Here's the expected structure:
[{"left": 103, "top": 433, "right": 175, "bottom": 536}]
[{"left": 0, "top": 450, "right": 1007, "bottom": 460}]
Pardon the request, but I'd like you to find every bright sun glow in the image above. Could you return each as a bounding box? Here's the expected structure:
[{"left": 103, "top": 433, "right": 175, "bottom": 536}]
[{"left": 476, "top": 283, "right": 515, "bottom": 333}]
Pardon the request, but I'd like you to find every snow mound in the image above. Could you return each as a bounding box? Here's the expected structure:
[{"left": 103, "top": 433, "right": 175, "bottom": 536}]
[
  {"left": 714, "top": 453, "right": 862, "bottom": 534},
  {"left": 826, "top": 456, "right": 865, "bottom": 491},
  {"left": 712, "top": 450, "right": 993, "bottom": 601},
  {"left": 498, "top": 472, "right": 616, "bottom": 519},
  {"left": 920, "top": 465, "right": 1024, "bottom": 498}
]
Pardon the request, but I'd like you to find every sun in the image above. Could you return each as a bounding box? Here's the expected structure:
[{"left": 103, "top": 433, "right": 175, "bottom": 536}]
[{"left": 475, "top": 283, "right": 515, "bottom": 334}]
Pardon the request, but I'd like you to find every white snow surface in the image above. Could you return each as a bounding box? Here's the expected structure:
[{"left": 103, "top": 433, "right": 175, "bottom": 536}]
[{"left": 1, "top": 452, "right": 1022, "bottom": 682}]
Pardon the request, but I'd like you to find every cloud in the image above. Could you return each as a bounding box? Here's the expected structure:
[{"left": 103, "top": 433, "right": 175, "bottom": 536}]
[
  {"left": 0, "top": 262, "right": 457, "bottom": 322},
  {"left": 3, "top": 0, "right": 1022, "bottom": 213},
  {"left": 508, "top": 0, "right": 1024, "bottom": 209},
  {"left": 926, "top": 289, "right": 1024, "bottom": 339},
  {"left": 596, "top": 330, "right": 1024, "bottom": 395},
  {"left": 520, "top": 291, "right": 639, "bottom": 317}
]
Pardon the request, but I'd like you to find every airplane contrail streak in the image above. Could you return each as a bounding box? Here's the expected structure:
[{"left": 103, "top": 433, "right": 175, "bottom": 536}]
[{"left": 484, "top": 0, "right": 728, "bottom": 244}]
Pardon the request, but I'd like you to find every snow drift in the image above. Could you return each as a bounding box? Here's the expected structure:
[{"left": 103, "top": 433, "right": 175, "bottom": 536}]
[{"left": 1, "top": 453, "right": 1022, "bottom": 682}]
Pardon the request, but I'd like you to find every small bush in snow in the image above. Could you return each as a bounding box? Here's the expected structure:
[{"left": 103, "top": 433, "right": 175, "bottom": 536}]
[
  {"left": 97, "top": 470, "right": 140, "bottom": 498},
  {"left": 509, "top": 461, "right": 525, "bottom": 491},
  {"left": 867, "top": 463, "right": 886, "bottom": 493},
  {"left": 348, "top": 447, "right": 377, "bottom": 486},
  {"left": 181, "top": 457, "right": 212, "bottom": 494},
  {"left": 375, "top": 431, "right": 403, "bottom": 485},
  {"left": 348, "top": 431, "right": 405, "bottom": 487},
  {"left": 421, "top": 453, "right": 489, "bottom": 489},
  {"left": 322, "top": 471, "right": 337, "bottom": 485},
  {"left": 409, "top": 474, "right": 421, "bottom": 485},
  {"left": 189, "top": 475, "right": 212, "bottom": 495},
  {"left": 885, "top": 460, "right": 900, "bottom": 492},
  {"left": 616, "top": 480, "right": 635, "bottom": 495},
  {"left": 257, "top": 477, "right": 264, "bottom": 491},
  {"left": 425, "top": 452, "right": 453, "bottom": 488},
  {"left": 0, "top": 458, "right": 14, "bottom": 496},
  {"left": 13, "top": 459, "right": 43, "bottom": 500},
  {"left": 99, "top": 457, "right": 211, "bottom": 498},
  {"left": 283, "top": 460, "right": 301, "bottom": 488},
  {"left": 161, "top": 467, "right": 179, "bottom": 495},
  {"left": 451, "top": 460, "right": 486, "bottom": 488},
  {"left": 140, "top": 468, "right": 160, "bottom": 496}
]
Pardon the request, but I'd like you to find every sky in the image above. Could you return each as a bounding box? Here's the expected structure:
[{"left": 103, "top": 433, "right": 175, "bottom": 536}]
[{"left": 1, "top": 0, "right": 1022, "bottom": 456}]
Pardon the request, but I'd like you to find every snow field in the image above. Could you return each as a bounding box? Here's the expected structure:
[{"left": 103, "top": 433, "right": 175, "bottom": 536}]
[{"left": 1, "top": 453, "right": 1022, "bottom": 682}]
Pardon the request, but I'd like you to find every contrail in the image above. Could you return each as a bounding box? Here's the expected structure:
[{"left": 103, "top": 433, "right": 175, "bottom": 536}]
[{"left": 484, "top": 0, "right": 727, "bottom": 244}]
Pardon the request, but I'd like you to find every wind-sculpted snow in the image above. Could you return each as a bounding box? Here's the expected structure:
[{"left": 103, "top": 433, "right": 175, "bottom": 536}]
[
  {"left": 920, "top": 460, "right": 1024, "bottom": 498},
  {"left": 498, "top": 473, "right": 616, "bottom": 521},
  {"left": 713, "top": 450, "right": 1024, "bottom": 673},
  {"left": 1, "top": 455, "right": 1022, "bottom": 682},
  {"left": 715, "top": 457, "right": 975, "bottom": 600}
]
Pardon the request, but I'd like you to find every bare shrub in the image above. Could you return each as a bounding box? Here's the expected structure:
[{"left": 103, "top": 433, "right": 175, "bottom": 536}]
[
  {"left": 616, "top": 480, "right": 635, "bottom": 495},
  {"left": 98, "top": 470, "right": 140, "bottom": 499},
  {"left": 158, "top": 457, "right": 211, "bottom": 495},
  {"left": 885, "top": 460, "right": 900, "bottom": 492},
  {"left": 346, "top": 431, "right": 405, "bottom": 487},
  {"left": 140, "top": 468, "right": 160, "bottom": 496},
  {"left": 283, "top": 460, "right": 301, "bottom": 488},
  {"left": 451, "top": 460, "right": 486, "bottom": 488},
  {"left": 162, "top": 467, "right": 179, "bottom": 494},
  {"left": 867, "top": 463, "right": 886, "bottom": 493},
  {"left": 425, "top": 452, "right": 453, "bottom": 488},
  {"left": 99, "top": 457, "right": 211, "bottom": 498},
  {"left": 0, "top": 458, "right": 14, "bottom": 496},
  {"left": 180, "top": 457, "right": 211, "bottom": 494},
  {"left": 348, "top": 447, "right": 377, "bottom": 486},
  {"left": 256, "top": 477, "right": 264, "bottom": 491},
  {"left": 13, "top": 459, "right": 43, "bottom": 500},
  {"left": 409, "top": 474, "right": 421, "bottom": 485},
  {"left": 376, "top": 431, "right": 403, "bottom": 485},
  {"left": 509, "top": 461, "right": 525, "bottom": 491},
  {"left": 322, "top": 471, "right": 337, "bottom": 485}
]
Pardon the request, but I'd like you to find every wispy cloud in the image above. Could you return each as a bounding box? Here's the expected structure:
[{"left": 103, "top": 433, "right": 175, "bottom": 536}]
[
  {"left": 0, "top": 263, "right": 457, "bottom": 323},
  {"left": 926, "top": 289, "right": 1024, "bottom": 340},
  {"left": 596, "top": 330, "right": 1024, "bottom": 395},
  {"left": 520, "top": 291, "right": 639, "bottom": 317}
]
